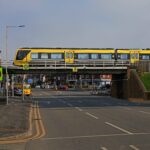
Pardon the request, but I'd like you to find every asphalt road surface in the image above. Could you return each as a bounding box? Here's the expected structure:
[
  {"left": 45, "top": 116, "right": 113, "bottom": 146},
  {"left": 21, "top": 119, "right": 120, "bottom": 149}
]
[{"left": 4, "top": 89, "right": 150, "bottom": 150}]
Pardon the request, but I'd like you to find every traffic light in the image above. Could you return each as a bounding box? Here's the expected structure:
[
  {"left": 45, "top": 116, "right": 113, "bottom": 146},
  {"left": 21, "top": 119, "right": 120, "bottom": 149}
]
[{"left": 0, "top": 67, "right": 3, "bottom": 81}]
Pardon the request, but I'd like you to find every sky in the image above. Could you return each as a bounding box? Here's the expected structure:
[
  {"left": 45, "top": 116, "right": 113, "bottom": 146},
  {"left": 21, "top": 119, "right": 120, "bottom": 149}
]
[{"left": 1, "top": 0, "right": 150, "bottom": 60}]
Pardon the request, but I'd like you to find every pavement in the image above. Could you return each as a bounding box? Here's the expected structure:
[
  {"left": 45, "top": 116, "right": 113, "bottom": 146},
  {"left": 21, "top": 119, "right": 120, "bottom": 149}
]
[
  {"left": 0, "top": 99, "right": 30, "bottom": 138},
  {"left": 0, "top": 96, "right": 46, "bottom": 147}
]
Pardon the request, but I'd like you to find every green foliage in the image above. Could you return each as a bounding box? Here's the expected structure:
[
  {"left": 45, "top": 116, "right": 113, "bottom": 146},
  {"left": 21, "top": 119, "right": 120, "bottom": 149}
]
[{"left": 140, "top": 73, "right": 150, "bottom": 91}]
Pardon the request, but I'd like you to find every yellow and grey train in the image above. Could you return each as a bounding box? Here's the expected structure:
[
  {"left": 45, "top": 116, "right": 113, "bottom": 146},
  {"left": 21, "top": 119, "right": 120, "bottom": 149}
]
[{"left": 13, "top": 47, "right": 150, "bottom": 66}]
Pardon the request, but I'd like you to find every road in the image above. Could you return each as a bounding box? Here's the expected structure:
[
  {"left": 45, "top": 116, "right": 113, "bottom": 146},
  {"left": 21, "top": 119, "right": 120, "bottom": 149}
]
[{"left": 4, "top": 89, "right": 150, "bottom": 150}]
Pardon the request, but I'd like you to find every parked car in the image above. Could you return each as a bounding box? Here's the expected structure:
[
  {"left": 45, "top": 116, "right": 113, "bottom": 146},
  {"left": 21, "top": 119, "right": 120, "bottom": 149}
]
[
  {"left": 14, "top": 88, "right": 22, "bottom": 96},
  {"left": 58, "top": 85, "right": 68, "bottom": 90}
]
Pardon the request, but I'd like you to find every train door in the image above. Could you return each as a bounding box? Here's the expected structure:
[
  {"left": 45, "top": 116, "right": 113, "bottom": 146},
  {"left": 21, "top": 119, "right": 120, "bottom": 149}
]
[
  {"left": 65, "top": 51, "right": 74, "bottom": 63},
  {"left": 130, "top": 50, "right": 139, "bottom": 63}
]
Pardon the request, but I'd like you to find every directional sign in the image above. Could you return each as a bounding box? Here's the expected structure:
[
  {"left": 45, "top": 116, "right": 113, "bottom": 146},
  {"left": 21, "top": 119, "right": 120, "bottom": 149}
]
[
  {"left": 0, "top": 67, "right": 3, "bottom": 81},
  {"left": 72, "top": 67, "right": 78, "bottom": 72},
  {"left": 28, "top": 79, "right": 33, "bottom": 84},
  {"left": 23, "top": 63, "right": 29, "bottom": 70}
]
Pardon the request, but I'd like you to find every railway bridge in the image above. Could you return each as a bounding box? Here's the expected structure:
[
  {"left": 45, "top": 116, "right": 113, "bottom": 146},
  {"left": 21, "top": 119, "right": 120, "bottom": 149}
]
[{"left": 1, "top": 61, "right": 149, "bottom": 100}]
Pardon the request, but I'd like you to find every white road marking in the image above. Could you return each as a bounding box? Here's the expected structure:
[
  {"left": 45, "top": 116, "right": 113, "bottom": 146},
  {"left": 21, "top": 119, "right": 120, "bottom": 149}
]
[
  {"left": 42, "top": 91, "right": 49, "bottom": 95},
  {"left": 67, "top": 103, "right": 73, "bottom": 107},
  {"left": 124, "top": 107, "right": 132, "bottom": 110},
  {"left": 129, "top": 145, "right": 140, "bottom": 150},
  {"left": 42, "top": 132, "right": 150, "bottom": 140},
  {"left": 47, "top": 101, "right": 51, "bottom": 104},
  {"left": 75, "top": 107, "right": 83, "bottom": 111},
  {"left": 101, "top": 147, "right": 108, "bottom": 150},
  {"left": 139, "top": 111, "right": 150, "bottom": 115},
  {"left": 85, "top": 112, "right": 99, "bottom": 119},
  {"left": 105, "top": 122, "right": 133, "bottom": 135}
]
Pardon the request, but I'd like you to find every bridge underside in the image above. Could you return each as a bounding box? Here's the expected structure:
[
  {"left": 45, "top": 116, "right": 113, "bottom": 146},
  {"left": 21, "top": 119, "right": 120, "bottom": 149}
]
[{"left": 7, "top": 67, "right": 128, "bottom": 75}]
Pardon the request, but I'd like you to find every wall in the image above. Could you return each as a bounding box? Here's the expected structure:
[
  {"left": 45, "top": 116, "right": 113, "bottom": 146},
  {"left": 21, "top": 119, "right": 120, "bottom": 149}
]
[{"left": 111, "top": 69, "right": 150, "bottom": 101}]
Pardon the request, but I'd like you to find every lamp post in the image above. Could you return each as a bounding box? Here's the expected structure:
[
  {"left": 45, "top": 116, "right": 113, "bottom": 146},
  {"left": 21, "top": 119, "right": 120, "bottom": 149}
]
[{"left": 5, "top": 25, "right": 25, "bottom": 105}]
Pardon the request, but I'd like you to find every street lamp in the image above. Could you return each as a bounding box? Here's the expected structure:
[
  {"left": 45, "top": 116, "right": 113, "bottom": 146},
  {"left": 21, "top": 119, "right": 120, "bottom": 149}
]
[{"left": 5, "top": 25, "right": 25, "bottom": 105}]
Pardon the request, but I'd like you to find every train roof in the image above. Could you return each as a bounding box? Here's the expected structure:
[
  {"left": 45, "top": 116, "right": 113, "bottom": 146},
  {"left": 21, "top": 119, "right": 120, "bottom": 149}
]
[{"left": 19, "top": 47, "right": 115, "bottom": 50}]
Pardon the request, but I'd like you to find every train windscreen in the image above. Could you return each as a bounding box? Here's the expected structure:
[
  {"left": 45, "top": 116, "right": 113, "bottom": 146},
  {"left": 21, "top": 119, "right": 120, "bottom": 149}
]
[{"left": 16, "top": 50, "right": 30, "bottom": 60}]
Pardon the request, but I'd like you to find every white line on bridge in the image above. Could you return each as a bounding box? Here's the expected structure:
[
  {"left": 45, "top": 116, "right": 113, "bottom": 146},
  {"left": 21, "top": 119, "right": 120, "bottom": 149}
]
[
  {"left": 129, "top": 145, "right": 140, "bottom": 150},
  {"left": 139, "top": 111, "right": 150, "bottom": 115},
  {"left": 105, "top": 122, "right": 133, "bottom": 135},
  {"left": 85, "top": 112, "right": 99, "bottom": 119}
]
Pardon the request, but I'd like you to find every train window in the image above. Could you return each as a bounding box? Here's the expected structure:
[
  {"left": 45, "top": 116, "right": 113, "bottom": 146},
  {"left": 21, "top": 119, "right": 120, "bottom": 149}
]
[
  {"left": 70, "top": 53, "right": 73, "bottom": 59},
  {"left": 41, "top": 53, "right": 48, "bottom": 59},
  {"left": 131, "top": 54, "right": 135, "bottom": 59},
  {"left": 120, "top": 54, "right": 128, "bottom": 60},
  {"left": 31, "top": 53, "right": 38, "bottom": 59},
  {"left": 16, "top": 50, "right": 30, "bottom": 60},
  {"left": 135, "top": 54, "right": 139, "bottom": 59},
  {"left": 141, "top": 55, "right": 149, "bottom": 60},
  {"left": 65, "top": 53, "right": 69, "bottom": 58},
  {"left": 51, "top": 53, "right": 62, "bottom": 59},
  {"left": 78, "top": 54, "right": 89, "bottom": 59},
  {"left": 101, "top": 54, "right": 112, "bottom": 59},
  {"left": 91, "top": 54, "right": 99, "bottom": 59}
]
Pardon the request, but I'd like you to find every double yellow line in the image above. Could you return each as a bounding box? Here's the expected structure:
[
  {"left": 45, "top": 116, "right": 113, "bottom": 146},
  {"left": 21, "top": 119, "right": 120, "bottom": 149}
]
[
  {"left": 32, "top": 101, "right": 46, "bottom": 140},
  {"left": 0, "top": 101, "right": 45, "bottom": 144}
]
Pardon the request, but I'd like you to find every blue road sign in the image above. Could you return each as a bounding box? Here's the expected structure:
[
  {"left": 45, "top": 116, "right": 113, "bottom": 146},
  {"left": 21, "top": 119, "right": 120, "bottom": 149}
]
[{"left": 28, "top": 79, "right": 33, "bottom": 84}]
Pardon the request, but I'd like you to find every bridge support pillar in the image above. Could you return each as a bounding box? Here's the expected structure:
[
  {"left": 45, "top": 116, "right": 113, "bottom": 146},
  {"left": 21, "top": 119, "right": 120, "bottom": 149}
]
[{"left": 111, "top": 73, "right": 128, "bottom": 99}]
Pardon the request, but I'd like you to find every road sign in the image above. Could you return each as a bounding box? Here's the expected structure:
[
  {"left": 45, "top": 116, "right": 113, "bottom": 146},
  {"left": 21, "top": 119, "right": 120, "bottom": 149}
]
[
  {"left": 0, "top": 67, "right": 3, "bottom": 81},
  {"left": 72, "top": 67, "right": 78, "bottom": 72},
  {"left": 28, "top": 79, "right": 33, "bottom": 84},
  {"left": 23, "top": 63, "right": 29, "bottom": 70}
]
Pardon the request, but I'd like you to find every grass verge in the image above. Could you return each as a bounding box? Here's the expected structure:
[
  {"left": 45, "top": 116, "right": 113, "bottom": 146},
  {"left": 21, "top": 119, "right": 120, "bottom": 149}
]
[{"left": 140, "top": 72, "right": 150, "bottom": 91}]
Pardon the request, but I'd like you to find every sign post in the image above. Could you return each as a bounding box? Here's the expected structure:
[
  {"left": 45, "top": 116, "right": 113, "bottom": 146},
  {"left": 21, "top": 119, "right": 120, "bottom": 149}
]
[{"left": 0, "top": 67, "right": 3, "bottom": 81}]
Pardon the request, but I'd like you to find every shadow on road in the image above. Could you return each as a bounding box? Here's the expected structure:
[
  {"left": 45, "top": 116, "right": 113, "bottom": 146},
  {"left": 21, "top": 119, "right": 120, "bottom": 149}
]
[{"left": 33, "top": 95, "right": 150, "bottom": 109}]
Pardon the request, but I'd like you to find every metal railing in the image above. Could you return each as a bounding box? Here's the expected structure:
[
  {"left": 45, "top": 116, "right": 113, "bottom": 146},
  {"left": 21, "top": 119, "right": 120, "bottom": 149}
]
[
  {"left": 1, "top": 59, "right": 131, "bottom": 69},
  {"left": 26, "top": 60, "right": 130, "bottom": 69}
]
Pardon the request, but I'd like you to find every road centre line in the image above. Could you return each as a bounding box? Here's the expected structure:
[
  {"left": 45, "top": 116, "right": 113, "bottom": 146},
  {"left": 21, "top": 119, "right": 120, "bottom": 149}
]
[
  {"left": 123, "top": 107, "right": 132, "bottom": 110},
  {"left": 67, "top": 103, "right": 73, "bottom": 107},
  {"left": 105, "top": 122, "right": 133, "bottom": 135},
  {"left": 42, "top": 132, "right": 150, "bottom": 141},
  {"left": 75, "top": 107, "right": 83, "bottom": 111},
  {"left": 129, "top": 145, "right": 140, "bottom": 150},
  {"left": 139, "top": 111, "right": 150, "bottom": 115},
  {"left": 85, "top": 112, "right": 99, "bottom": 119}
]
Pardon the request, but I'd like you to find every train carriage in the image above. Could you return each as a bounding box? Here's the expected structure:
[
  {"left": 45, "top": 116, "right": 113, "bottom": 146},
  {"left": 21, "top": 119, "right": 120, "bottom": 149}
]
[{"left": 13, "top": 47, "right": 150, "bottom": 67}]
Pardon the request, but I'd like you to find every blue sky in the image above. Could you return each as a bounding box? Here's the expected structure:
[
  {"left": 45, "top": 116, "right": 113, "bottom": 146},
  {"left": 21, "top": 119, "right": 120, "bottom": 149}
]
[{"left": 1, "top": 0, "right": 150, "bottom": 60}]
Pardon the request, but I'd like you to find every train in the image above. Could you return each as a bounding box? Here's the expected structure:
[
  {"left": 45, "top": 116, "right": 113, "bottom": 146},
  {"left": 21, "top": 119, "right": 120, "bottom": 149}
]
[{"left": 13, "top": 47, "right": 150, "bottom": 66}]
